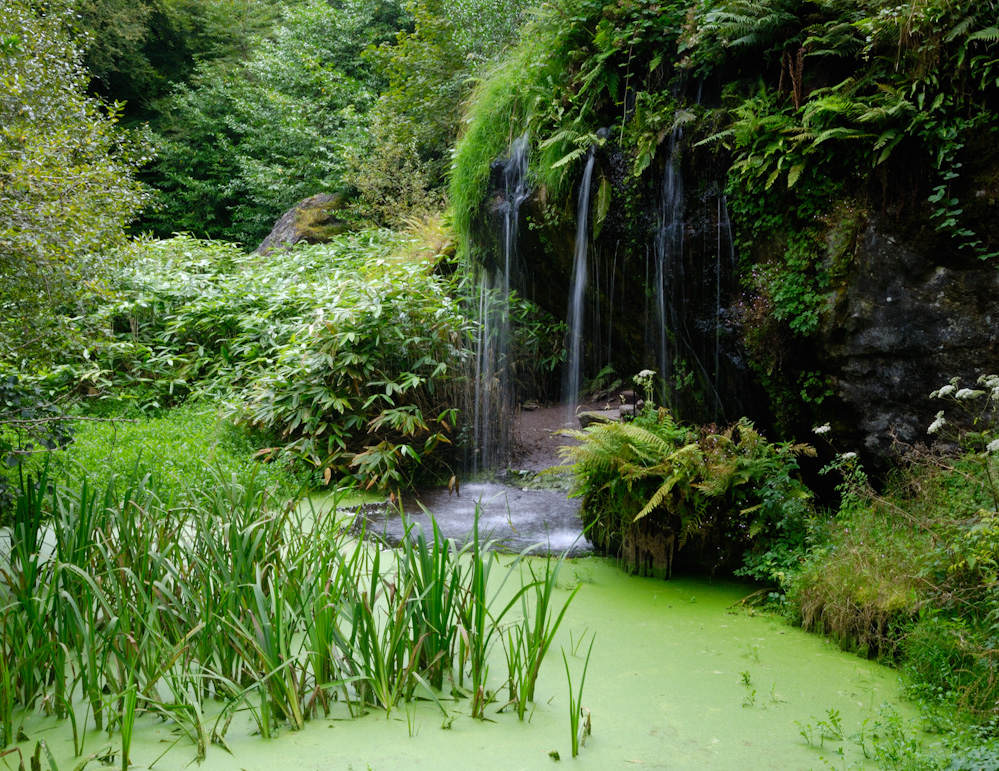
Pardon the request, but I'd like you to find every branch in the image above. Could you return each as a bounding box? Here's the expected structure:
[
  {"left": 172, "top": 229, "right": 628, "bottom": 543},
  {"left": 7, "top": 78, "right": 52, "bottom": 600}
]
[{"left": 1, "top": 415, "right": 138, "bottom": 428}]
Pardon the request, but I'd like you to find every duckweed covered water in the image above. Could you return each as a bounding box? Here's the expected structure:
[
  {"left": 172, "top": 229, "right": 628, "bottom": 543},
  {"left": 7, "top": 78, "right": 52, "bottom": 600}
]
[{"left": 10, "top": 557, "right": 925, "bottom": 771}]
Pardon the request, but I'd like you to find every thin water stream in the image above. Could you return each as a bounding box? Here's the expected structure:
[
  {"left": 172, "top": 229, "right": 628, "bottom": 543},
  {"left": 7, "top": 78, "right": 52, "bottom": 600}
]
[{"left": 563, "top": 150, "right": 597, "bottom": 415}]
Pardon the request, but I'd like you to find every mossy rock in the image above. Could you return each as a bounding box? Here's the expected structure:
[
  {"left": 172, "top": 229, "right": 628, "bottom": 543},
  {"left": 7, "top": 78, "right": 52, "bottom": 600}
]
[{"left": 256, "top": 193, "right": 352, "bottom": 254}]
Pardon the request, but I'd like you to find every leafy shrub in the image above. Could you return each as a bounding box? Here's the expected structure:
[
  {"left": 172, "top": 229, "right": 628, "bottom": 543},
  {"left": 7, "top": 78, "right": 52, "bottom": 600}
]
[
  {"left": 81, "top": 228, "right": 471, "bottom": 490},
  {"left": 0, "top": 0, "right": 151, "bottom": 364},
  {"left": 237, "top": 252, "right": 470, "bottom": 490},
  {"left": 555, "top": 407, "right": 814, "bottom": 578}
]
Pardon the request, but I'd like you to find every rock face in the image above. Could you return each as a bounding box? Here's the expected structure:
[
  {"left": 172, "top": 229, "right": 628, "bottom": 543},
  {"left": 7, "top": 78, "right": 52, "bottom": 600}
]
[
  {"left": 472, "top": 143, "right": 999, "bottom": 465},
  {"left": 818, "top": 218, "right": 999, "bottom": 457},
  {"left": 256, "top": 193, "right": 348, "bottom": 255}
]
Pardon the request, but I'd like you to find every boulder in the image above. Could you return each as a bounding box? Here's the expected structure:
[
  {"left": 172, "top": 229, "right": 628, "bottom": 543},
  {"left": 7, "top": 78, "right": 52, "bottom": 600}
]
[{"left": 256, "top": 193, "right": 350, "bottom": 255}]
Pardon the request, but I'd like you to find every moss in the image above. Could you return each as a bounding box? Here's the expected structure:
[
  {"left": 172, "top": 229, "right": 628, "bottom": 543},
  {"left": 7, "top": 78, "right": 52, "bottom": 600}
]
[{"left": 294, "top": 198, "right": 351, "bottom": 243}]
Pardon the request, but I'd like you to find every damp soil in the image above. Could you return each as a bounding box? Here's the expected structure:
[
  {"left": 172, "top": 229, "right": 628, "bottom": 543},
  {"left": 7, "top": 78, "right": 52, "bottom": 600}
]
[{"left": 510, "top": 396, "right": 627, "bottom": 473}]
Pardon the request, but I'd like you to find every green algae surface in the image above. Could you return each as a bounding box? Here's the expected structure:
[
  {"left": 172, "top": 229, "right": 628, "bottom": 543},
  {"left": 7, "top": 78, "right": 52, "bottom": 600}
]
[{"left": 10, "top": 559, "right": 924, "bottom": 771}]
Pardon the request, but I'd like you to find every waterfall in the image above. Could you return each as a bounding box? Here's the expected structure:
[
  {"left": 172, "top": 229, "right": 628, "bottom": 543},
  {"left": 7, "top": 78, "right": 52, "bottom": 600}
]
[
  {"left": 653, "top": 128, "right": 684, "bottom": 406},
  {"left": 469, "top": 134, "right": 529, "bottom": 472},
  {"left": 563, "top": 150, "right": 597, "bottom": 417}
]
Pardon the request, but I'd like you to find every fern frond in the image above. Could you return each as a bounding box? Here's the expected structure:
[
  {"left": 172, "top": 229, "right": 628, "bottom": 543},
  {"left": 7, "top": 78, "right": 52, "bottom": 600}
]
[
  {"left": 969, "top": 26, "right": 999, "bottom": 43},
  {"left": 946, "top": 17, "right": 975, "bottom": 43},
  {"left": 551, "top": 147, "right": 589, "bottom": 169}
]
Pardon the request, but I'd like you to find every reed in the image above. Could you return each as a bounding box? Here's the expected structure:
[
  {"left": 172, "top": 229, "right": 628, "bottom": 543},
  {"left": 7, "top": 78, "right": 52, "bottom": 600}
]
[
  {"left": 562, "top": 634, "right": 595, "bottom": 758},
  {"left": 518, "top": 554, "right": 579, "bottom": 716},
  {"left": 457, "top": 511, "right": 531, "bottom": 719},
  {"left": 118, "top": 684, "right": 137, "bottom": 771},
  {"left": 398, "top": 516, "right": 464, "bottom": 691},
  {"left": 340, "top": 547, "right": 422, "bottom": 715},
  {"left": 0, "top": 630, "right": 13, "bottom": 749},
  {"left": 227, "top": 571, "right": 305, "bottom": 731},
  {"left": 0, "top": 458, "right": 586, "bottom": 762}
]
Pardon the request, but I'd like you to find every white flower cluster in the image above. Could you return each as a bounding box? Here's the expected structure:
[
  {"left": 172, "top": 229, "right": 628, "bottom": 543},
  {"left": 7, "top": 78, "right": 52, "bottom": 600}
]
[
  {"left": 633, "top": 369, "right": 657, "bottom": 390},
  {"left": 930, "top": 381, "right": 957, "bottom": 399},
  {"left": 979, "top": 374, "right": 999, "bottom": 402},
  {"left": 813, "top": 424, "right": 831, "bottom": 435},
  {"left": 987, "top": 438, "right": 999, "bottom": 453},
  {"left": 840, "top": 452, "right": 858, "bottom": 460},
  {"left": 928, "top": 410, "right": 946, "bottom": 434}
]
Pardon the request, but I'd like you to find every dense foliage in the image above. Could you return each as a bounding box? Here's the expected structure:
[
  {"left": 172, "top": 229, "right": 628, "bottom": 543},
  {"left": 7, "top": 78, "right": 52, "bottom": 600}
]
[
  {"left": 77, "top": 230, "right": 471, "bottom": 490},
  {"left": 0, "top": 0, "right": 151, "bottom": 363},
  {"left": 142, "top": 0, "right": 409, "bottom": 244},
  {"left": 556, "top": 407, "right": 814, "bottom": 578},
  {"left": 138, "top": 0, "right": 536, "bottom": 244},
  {"left": 77, "top": 0, "right": 291, "bottom": 111}
]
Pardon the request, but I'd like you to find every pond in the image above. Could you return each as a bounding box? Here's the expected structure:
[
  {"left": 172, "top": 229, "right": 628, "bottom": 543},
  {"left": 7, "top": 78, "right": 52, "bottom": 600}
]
[{"left": 9, "top": 537, "right": 923, "bottom": 771}]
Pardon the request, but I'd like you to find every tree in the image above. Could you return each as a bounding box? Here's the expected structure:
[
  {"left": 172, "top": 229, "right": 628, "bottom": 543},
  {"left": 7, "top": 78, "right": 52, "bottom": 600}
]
[
  {"left": 351, "top": 0, "right": 535, "bottom": 221},
  {"left": 0, "top": 0, "right": 151, "bottom": 363},
  {"left": 143, "top": 0, "right": 408, "bottom": 244}
]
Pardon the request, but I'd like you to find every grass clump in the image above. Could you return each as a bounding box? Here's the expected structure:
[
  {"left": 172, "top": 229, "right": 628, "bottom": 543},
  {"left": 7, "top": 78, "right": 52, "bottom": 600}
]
[{"left": 49, "top": 401, "right": 304, "bottom": 507}]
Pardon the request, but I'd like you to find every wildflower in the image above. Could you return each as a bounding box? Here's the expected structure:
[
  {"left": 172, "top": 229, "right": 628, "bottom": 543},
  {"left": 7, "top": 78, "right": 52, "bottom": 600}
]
[
  {"left": 931, "top": 384, "right": 956, "bottom": 398},
  {"left": 955, "top": 388, "right": 984, "bottom": 400},
  {"left": 813, "top": 424, "right": 831, "bottom": 435},
  {"left": 987, "top": 438, "right": 999, "bottom": 453},
  {"left": 840, "top": 452, "right": 857, "bottom": 460},
  {"left": 979, "top": 375, "right": 999, "bottom": 402},
  {"left": 928, "top": 411, "right": 946, "bottom": 434}
]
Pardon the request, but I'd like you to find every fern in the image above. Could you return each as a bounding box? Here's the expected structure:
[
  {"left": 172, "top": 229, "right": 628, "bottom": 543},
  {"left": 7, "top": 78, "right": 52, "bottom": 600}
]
[
  {"left": 706, "top": 1, "right": 801, "bottom": 51},
  {"left": 969, "top": 26, "right": 999, "bottom": 44},
  {"left": 558, "top": 411, "right": 815, "bottom": 576}
]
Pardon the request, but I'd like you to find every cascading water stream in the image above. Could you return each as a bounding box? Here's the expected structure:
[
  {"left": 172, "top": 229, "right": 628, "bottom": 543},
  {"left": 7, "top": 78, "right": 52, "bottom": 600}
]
[
  {"left": 563, "top": 149, "right": 597, "bottom": 420},
  {"left": 653, "top": 127, "right": 684, "bottom": 405},
  {"left": 469, "top": 134, "right": 529, "bottom": 472},
  {"left": 714, "top": 192, "right": 736, "bottom": 407}
]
